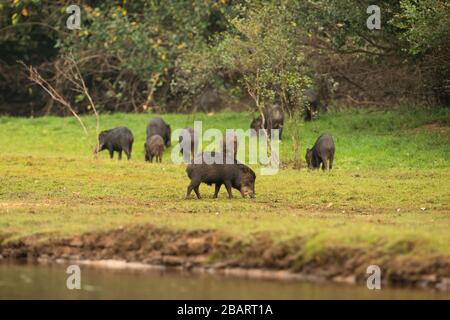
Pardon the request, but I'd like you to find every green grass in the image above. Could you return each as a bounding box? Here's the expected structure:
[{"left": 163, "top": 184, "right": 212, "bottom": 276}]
[
  {"left": 0, "top": 108, "right": 449, "bottom": 261},
  {"left": 0, "top": 108, "right": 449, "bottom": 168}
]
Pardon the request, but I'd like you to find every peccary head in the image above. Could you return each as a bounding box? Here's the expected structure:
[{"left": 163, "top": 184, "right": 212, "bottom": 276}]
[
  {"left": 238, "top": 165, "right": 256, "bottom": 198},
  {"left": 94, "top": 131, "right": 109, "bottom": 154},
  {"left": 305, "top": 148, "right": 314, "bottom": 169}
]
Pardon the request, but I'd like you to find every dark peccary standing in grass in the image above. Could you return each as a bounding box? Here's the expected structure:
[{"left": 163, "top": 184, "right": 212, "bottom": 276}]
[
  {"left": 305, "top": 133, "right": 335, "bottom": 170},
  {"left": 146, "top": 117, "right": 171, "bottom": 147},
  {"left": 179, "top": 127, "right": 198, "bottom": 162},
  {"left": 186, "top": 157, "right": 256, "bottom": 199},
  {"left": 95, "top": 127, "right": 134, "bottom": 160},
  {"left": 250, "top": 104, "right": 284, "bottom": 139},
  {"left": 144, "top": 134, "right": 165, "bottom": 163}
]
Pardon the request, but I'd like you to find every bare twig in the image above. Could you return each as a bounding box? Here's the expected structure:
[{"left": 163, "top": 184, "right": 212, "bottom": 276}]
[
  {"left": 143, "top": 73, "right": 161, "bottom": 112},
  {"left": 19, "top": 56, "right": 101, "bottom": 158},
  {"left": 67, "top": 53, "right": 100, "bottom": 153}
]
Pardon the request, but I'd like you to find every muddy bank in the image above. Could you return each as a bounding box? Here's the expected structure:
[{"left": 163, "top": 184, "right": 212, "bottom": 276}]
[{"left": 0, "top": 225, "right": 449, "bottom": 290}]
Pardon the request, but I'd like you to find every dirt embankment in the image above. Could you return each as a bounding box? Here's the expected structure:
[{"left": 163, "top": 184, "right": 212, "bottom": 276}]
[{"left": 0, "top": 225, "right": 449, "bottom": 290}]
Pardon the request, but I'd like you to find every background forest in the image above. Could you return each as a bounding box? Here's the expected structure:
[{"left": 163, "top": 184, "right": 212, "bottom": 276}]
[{"left": 0, "top": 0, "right": 449, "bottom": 116}]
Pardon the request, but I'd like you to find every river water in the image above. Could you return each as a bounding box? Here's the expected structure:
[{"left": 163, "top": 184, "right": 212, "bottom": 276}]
[{"left": 0, "top": 262, "right": 448, "bottom": 299}]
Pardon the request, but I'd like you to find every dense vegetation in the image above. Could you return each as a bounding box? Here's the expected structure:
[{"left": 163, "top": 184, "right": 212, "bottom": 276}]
[{"left": 1, "top": 0, "right": 449, "bottom": 116}]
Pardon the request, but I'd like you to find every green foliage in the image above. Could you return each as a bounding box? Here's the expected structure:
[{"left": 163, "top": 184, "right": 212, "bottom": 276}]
[
  {"left": 62, "top": 1, "right": 224, "bottom": 81},
  {"left": 220, "top": 3, "right": 312, "bottom": 112},
  {"left": 0, "top": 0, "right": 60, "bottom": 64},
  {"left": 392, "top": 0, "right": 450, "bottom": 55},
  {"left": 171, "top": 45, "right": 224, "bottom": 109},
  {"left": 173, "top": 3, "right": 313, "bottom": 115},
  {"left": 1, "top": 0, "right": 450, "bottom": 114},
  {"left": 291, "top": 0, "right": 403, "bottom": 54}
]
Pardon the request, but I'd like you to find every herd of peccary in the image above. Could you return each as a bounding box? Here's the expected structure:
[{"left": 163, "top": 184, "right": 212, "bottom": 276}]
[{"left": 95, "top": 94, "right": 334, "bottom": 199}]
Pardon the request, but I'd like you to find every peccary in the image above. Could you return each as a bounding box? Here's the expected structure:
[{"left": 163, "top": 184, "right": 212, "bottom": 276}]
[
  {"left": 95, "top": 127, "right": 134, "bottom": 160},
  {"left": 250, "top": 104, "right": 284, "bottom": 139},
  {"left": 186, "top": 158, "right": 256, "bottom": 199},
  {"left": 146, "top": 117, "right": 171, "bottom": 147},
  {"left": 303, "top": 88, "right": 328, "bottom": 121},
  {"left": 179, "top": 127, "right": 199, "bottom": 162},
  {"left": 145, "top": 134, "right": 165, "bottom": 163},
  {"left": 305, "top": 133, "right": 335, "bottom": 170}
]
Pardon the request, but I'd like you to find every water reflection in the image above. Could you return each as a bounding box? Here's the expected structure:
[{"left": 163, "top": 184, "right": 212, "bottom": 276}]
[{"left": 0, "top": 262, "right": 448, "bottom": 300}]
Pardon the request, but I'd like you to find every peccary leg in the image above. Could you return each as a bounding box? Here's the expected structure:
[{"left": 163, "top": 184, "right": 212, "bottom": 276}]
[
  {"left": 224, "top": 181, "right": 233, "bottom": 199},
  {"left": 124, "top": 148, "right": 131, "bottom": 160},
  {"left": 186, "top": 183, "right": 194, "bottom": 198},
  {"left": 312, "top": 154, "right": 320, "bottom": 170},
  {"left": 214, "top": 183, "right": 222, "bottom": 199},
  {"left": 187, "top": 180, "right": 201, "bottom": 199},
  {"left": 150, "top": 155, "right": 154, "bottom": 163},
  {"left": 321, "top": 156, "right": 327, "bottom": 171},
  {"left": 108, "top": 148, "right": 114, "bottom": 159},
  {"left": 193, "top": 185, "right": 201, "bottom": 199},
  {"left": 329, "top": 154, "right": 334, "bottom": 170},
  {"left": 118, "top": 150, "right": 123, "bottom": 160}
]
